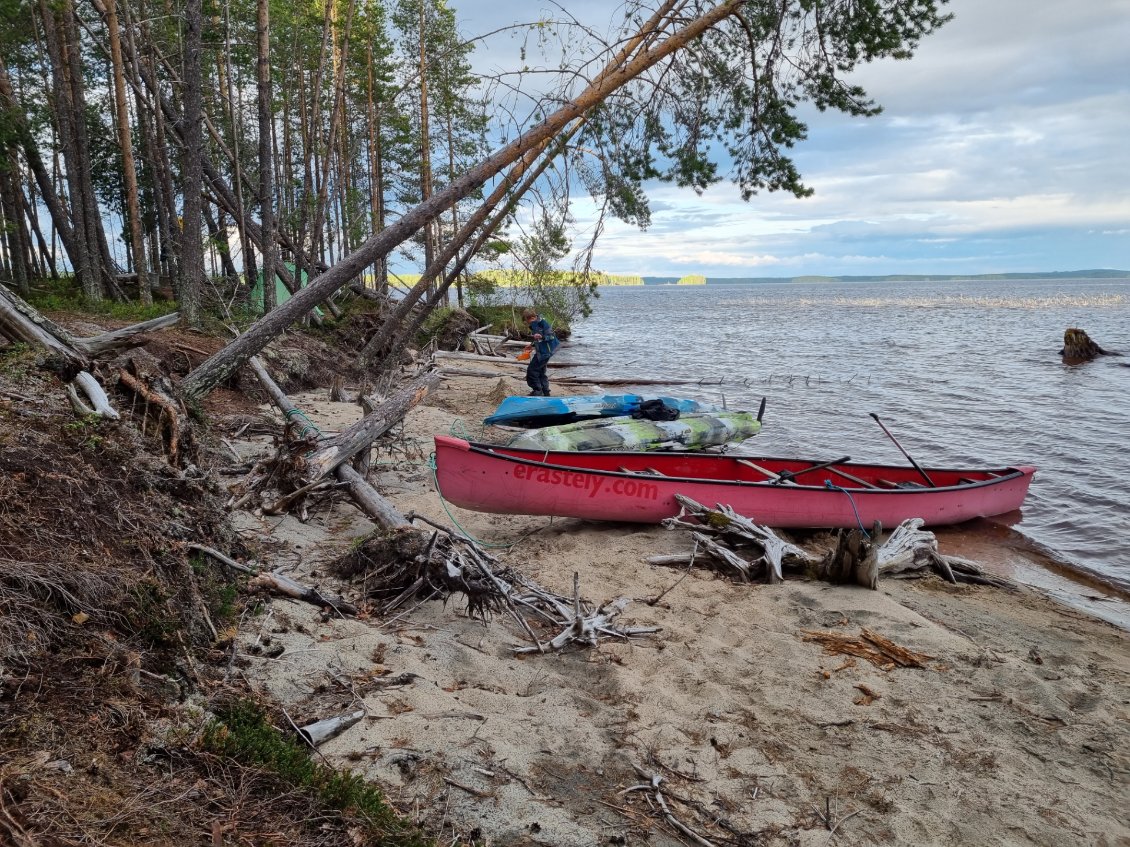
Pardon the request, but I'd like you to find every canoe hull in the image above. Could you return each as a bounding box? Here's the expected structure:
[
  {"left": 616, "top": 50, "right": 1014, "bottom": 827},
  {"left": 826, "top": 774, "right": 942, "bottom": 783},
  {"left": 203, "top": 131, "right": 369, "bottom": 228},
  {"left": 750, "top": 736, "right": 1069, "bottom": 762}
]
[
  {"left": 433, "top": 436, "right": 1036, "bottom": 528},
  {"left": 484, "top": 394, "right": 720, "bottom": 428},
  {"left": 504, "top": 411, "right": 760, "bottom": 452}
]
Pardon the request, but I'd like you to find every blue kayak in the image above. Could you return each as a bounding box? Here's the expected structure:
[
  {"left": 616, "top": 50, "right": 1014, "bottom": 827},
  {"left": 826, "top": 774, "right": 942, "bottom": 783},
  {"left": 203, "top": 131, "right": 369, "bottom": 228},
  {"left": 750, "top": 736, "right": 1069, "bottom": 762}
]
[{"left": 484, "top": 394, "right": 720, "bottom": 428}]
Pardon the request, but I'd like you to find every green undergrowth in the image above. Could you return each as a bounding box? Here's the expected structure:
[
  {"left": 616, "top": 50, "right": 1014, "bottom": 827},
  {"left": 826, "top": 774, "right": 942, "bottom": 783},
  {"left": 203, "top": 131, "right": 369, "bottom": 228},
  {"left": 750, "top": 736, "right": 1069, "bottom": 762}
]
[
  {"left": 26, "top": 277, "right": 179, "bottom": 322},
  {"left": 202, "top": 701, "right": 432, "bottom": 847}
]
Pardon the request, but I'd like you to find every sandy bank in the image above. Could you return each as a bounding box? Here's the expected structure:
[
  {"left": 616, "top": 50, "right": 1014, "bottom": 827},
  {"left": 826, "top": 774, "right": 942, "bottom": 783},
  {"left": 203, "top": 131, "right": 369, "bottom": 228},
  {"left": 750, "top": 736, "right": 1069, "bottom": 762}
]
[{"left": 230, "top": 360, "right": 1130, "bottom": 846}]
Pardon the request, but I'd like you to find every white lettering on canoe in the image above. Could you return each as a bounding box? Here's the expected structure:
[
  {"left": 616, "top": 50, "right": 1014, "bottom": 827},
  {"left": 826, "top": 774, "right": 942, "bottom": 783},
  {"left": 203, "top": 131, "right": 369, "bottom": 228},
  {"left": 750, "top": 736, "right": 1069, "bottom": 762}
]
[{"left": 511, "top": 464, "right": 658, "bottom": 500}]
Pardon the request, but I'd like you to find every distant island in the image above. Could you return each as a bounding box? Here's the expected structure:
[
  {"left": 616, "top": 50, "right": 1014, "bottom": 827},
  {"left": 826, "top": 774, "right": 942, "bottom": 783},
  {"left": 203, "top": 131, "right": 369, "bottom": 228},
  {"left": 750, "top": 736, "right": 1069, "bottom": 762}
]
[{"left": 638, "top": 269, "right": 1129, "bottom": 285}]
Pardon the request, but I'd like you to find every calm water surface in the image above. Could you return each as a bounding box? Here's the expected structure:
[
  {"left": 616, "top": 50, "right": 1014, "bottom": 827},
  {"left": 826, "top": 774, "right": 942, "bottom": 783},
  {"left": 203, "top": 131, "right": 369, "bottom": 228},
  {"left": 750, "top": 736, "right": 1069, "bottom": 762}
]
[{"left": 565, "top": 279, "right": 1130, "bottom": 599}]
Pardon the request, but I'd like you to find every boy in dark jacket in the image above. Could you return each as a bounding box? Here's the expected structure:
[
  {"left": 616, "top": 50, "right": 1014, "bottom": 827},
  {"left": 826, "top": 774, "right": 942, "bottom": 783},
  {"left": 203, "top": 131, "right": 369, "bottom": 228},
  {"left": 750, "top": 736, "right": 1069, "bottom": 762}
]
[{"left": 521, "top": 308, "right": 559, "bottom": 396}]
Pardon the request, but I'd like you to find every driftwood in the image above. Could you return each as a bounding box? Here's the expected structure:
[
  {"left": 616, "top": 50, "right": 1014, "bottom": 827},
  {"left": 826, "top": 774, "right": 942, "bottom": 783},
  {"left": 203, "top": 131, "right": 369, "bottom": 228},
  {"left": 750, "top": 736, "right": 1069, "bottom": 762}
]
[
  {"left": 298, "top": 710, "right": 366, "bottom": 746},
  {"left": 820, "top": 523, "right": 882, "bottom": 588},
  {"left": 660, "top": 495, "right": 1010, "bottom": 591},
  {"left": 1060, "top": 327, "right": 1115, "bottom": 362},
  {"left": 188, "top": 543, "right": 359, "bottom": 617},
  {"left": 336, "top": 464, "right": 410, "bottom": 530},
  {"left": 243, "top": 356, "right": 411, "bottom": 528},
  {"left": 302, "top": 371, "right": 438, "bottom": 483},
  {"left": 511, "top": 572, "right": 657, "bottom": 654},
  {"left": 72, "top": 371, "right": 120, "bottom": 419},
  {"left": 622, "top": 764, "right": 718, "bottom": 847},
  {"left": 801, "top": 626, "right": 935, "bottom": 670},
  {"left": 332, "top": 513, "right": 657, "bottom": 653},
  {"left": 662, "top": 495, "right": 819, "bottom": 583},
  {"left": 248, "top": 571, "right": 358, "bottom": 617}
]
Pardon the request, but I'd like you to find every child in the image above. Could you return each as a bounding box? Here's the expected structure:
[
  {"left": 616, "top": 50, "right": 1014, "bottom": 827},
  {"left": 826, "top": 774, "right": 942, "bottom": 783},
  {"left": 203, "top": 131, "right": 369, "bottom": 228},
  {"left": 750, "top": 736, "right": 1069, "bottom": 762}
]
[{"left": 521, "top": 308, "right": 560, "bottom": 396}]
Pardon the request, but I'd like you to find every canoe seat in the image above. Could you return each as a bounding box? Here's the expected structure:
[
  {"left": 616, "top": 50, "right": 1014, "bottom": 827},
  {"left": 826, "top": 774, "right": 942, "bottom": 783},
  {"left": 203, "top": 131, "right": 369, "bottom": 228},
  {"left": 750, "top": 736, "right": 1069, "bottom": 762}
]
[
  {"left": 619, "top": 466, "right": 666, "bottom": 476},
  {"left": 878, "top": 480, "right": 927, "bottom": 489}
]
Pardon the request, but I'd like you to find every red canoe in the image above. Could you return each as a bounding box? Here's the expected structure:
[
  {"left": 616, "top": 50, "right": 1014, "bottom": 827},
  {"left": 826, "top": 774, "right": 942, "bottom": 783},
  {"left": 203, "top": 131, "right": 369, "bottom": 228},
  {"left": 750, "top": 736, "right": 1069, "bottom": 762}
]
[{"left": 433, "top": 436, "right": 1036, "bottom": 528}]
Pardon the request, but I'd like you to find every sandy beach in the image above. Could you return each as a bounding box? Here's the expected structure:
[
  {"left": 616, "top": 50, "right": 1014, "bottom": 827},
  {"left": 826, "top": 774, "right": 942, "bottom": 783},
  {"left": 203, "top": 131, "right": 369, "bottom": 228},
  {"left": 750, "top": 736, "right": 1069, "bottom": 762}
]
[{"left": 230, "top": 358, "right": 1130, "bottom": 846}]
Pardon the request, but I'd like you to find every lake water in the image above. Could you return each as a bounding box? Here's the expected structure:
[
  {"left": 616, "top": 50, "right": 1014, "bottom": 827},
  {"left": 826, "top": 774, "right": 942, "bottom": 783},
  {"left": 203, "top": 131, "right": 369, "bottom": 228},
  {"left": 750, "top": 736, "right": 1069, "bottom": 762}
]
[{"left": 564, "top": 278, "right": 1130, "bottom": 612}]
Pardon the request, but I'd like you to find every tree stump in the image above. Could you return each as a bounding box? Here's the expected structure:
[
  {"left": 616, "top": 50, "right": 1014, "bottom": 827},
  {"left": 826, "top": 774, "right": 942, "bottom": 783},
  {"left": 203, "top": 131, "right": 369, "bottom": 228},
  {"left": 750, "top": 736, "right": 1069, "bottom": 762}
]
[{"left": 1061, "top": 327, "right": 1107, "bottom": 362}]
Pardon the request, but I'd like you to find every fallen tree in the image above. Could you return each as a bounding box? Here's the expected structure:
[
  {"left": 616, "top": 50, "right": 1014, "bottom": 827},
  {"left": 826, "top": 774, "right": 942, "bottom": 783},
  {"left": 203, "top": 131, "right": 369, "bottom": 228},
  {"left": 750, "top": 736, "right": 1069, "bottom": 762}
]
[{"left": 179, "top": 1, "right": 952, "bottom": 401}]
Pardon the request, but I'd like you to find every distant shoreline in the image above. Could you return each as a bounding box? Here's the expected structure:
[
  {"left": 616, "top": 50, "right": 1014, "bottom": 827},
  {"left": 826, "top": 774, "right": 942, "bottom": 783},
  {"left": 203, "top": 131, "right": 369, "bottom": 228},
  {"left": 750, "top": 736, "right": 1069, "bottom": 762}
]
[{"left": 635, "top": 269, "right": 1130, "bottom": 285}]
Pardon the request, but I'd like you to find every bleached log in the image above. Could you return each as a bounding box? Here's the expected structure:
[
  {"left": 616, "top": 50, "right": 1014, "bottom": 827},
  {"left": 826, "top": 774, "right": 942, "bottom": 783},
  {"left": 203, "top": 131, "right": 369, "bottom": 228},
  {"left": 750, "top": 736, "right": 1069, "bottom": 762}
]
[
  {"left": 823, "top": 525, "right": 881, "bottom": 589},
  {"left": 645, "top": 553, "right": 696, "bottom": 567},
  {"left": 73, "top": 371, "right": 120, "bottom": 419},
  {"left": 513, "top": 573, "right": 647, "bottom": 653},
  {"left": 434, "top": 349, "right": 587, "bottom": 368},
  {"left": 64, "top": 383, "right": 95, "bottom": 416},
  {"left": 691, "top": 531, "right": 759, "bottom": 581},
  {"left": 71, "top": 312, "right": 180, "bottom": 357},
  {"left": 299, "top": 709, "right": 366, "bottom": 746},
  {"left": 248, "top": 356, "right": 411, "bottom": 530},
  {"left": 0, "top": 283, "right": 85, "bottom": 363},
  {"left": 0, "top": 285, "right": 179, "bottom": 364},
  {"left": 667, "top": 495, "right": 819, "bottom": 583},
  {"left": 336, "top": 464, "right": 410, "bottom": 530},
  {"left": 302, "top": 372, "right": 438, "bottom": 482},
  {"left": 439, "top": 366, "right": 526, "bottom": 380},
  {"left": 248, "top": 571, "right": 358, "bottom": 616},
  {"left": 874, "top": 518, "right": 956, "bottom": 583}
]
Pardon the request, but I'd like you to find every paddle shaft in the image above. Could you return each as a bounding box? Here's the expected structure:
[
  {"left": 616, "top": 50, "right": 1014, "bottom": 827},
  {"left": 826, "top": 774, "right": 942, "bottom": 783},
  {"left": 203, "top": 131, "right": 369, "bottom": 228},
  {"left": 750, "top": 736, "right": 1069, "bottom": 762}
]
[
  {"left": 869, "top": 413, "right": 937, "bottom": 488},
  {"left": 776, "top": 455, "right": 851, "bottom": 484},
  {"left": 739, "top": 455, "right": 868, "bottom": 487}
]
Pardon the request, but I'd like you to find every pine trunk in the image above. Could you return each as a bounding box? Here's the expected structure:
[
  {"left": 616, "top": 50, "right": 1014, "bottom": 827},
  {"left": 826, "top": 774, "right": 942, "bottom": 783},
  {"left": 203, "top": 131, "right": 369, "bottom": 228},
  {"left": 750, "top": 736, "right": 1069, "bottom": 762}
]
[
  {"left": 103, "top": 0, "right": 151, "bottom": 304},
  {"left": 256, "top": 0, "right": 278, "bottom": 315},
  {"left": 179, "top": 0, "right": 204, "bottom": 325}
]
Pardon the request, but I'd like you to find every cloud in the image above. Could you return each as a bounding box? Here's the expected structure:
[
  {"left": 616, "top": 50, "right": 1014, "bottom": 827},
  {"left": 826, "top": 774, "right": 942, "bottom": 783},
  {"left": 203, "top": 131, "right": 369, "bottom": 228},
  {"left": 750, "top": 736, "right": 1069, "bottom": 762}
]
[{"left": 451, "top": 0, "right": 1130, "bottom": 278}]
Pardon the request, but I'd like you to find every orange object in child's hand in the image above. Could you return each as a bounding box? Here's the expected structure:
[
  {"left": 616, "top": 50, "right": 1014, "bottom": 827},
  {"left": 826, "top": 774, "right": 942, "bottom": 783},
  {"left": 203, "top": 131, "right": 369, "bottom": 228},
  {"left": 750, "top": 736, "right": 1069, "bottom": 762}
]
[{"left": 517, "top": 346, "right": 532, "bottom": 361}]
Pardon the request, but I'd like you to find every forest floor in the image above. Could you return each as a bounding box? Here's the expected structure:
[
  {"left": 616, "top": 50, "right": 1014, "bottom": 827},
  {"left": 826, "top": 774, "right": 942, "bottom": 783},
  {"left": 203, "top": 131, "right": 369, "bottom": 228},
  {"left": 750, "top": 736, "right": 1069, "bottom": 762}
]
[{"left": 2, "top": 316, "right": 1129, "bottom": 847}]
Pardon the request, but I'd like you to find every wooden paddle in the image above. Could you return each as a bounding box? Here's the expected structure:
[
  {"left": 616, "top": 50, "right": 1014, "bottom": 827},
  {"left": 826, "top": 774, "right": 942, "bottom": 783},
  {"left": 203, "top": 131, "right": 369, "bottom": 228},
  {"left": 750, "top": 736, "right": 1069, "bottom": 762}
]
[{"left": 869, "top": 413, "right": 937, "bottom": 488}]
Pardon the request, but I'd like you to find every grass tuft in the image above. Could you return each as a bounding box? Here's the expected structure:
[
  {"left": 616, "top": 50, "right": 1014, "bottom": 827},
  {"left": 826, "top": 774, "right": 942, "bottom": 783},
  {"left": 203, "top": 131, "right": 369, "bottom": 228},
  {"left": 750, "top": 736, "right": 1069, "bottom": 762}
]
[{"left": 202, "top": 701, "right": 432, "bottom": 846}]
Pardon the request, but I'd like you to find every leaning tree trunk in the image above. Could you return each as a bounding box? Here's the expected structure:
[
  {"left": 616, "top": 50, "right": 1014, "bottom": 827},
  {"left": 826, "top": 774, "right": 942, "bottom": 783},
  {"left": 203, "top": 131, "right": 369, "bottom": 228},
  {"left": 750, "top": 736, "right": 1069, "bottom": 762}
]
[{"left": 178, "top": 0, "right": 747, "bottom": 402}]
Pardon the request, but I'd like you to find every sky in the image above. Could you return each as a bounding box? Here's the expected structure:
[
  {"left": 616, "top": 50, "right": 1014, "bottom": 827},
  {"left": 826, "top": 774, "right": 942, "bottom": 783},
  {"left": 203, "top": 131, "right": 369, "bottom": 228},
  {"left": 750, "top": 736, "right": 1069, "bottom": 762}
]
[{"left": 457, "top": 0, "right": 1130, "bottom": 278}]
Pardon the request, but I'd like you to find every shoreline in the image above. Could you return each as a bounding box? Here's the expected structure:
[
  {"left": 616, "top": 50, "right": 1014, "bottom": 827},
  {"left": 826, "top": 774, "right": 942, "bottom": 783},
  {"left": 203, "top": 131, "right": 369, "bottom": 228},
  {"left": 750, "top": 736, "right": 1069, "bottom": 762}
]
[{"left": 230, "top": 356, "right": 1130, "bottom": 846}]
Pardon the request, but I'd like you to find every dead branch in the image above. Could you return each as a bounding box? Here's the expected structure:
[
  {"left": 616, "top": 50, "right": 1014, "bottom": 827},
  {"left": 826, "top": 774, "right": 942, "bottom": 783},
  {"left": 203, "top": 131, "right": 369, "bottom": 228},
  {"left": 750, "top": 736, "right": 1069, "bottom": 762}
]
[
  {"left": 67, "top": 371, "right": 120, "bottom": 419},
  {"left": 247, "top": 571, "right": 358, "bottom": 617},
  {"left": 662, "top": 495, "right": 819, "bottom": 583},
  {"left": 801, "top": 627, "right": 935, "bottom": 670}
]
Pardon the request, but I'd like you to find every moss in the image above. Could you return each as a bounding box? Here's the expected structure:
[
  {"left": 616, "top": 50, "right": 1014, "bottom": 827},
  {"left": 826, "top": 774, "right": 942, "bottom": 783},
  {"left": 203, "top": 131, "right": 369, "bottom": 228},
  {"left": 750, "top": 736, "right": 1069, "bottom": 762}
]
[
  {"left": 202, "top": 701, "right": 431, "bottom": 846},
  {"left": 191, "top": 554, "right": 242, "bottom": 624},
  {"left": 127, "top": 581, "right": 180, "bottom": 647}
]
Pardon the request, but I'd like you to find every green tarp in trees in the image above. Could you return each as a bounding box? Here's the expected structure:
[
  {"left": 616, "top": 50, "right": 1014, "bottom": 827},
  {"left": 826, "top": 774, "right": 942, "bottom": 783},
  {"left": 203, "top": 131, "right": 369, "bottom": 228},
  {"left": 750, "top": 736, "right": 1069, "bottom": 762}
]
[{"left": 250, "top": 263, "right": 322, "bottom": 316}]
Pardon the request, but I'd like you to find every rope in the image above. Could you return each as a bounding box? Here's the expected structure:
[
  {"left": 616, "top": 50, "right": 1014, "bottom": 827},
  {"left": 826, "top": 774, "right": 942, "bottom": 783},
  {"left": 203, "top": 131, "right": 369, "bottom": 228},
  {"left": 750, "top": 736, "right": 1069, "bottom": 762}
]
[
  {"left": 425, "top": 418, "right": 555, "bottom": 549},
  {"left": 824, "top": 479, "right": 869, "bottom": 537},
  {"left": 283, "top": 407, "right": 324, "bottom": 441},
  {"left": 427, "top": 452, "right": 518, "bottom": 549}
]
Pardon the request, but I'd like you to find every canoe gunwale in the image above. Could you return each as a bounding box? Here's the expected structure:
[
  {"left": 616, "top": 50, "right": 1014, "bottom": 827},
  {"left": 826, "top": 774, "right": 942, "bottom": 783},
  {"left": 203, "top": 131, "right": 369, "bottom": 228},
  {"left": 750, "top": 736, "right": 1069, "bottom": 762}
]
[{"left": 459, "top": 439, "right": 1031, "bottom": 493}]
